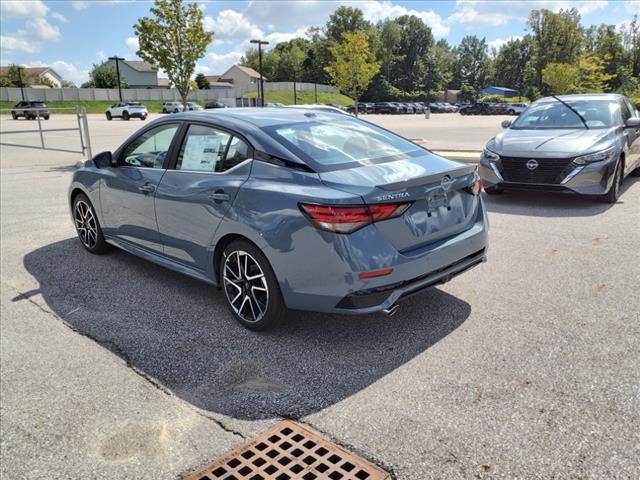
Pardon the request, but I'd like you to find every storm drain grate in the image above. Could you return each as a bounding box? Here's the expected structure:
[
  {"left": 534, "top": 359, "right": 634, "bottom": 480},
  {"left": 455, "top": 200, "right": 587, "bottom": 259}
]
[{"left": 183, "top": 420, "right": 390, "bottom": 480}]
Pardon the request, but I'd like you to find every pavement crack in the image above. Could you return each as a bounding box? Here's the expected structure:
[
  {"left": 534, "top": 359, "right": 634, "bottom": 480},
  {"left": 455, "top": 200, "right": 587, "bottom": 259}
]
[{"left": 2, "top": 281, "right": 246, "bottom": 441}]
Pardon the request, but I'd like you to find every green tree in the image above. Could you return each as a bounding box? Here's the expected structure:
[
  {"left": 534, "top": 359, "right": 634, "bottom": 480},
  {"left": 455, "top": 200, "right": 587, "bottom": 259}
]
[
  {"left": 282, "top": 42, "right": 306, "bottom": 103},
  {"left": 83, "top": 62, "right": 127, "bottom": 88},
  {"left": 425, "top": 39, "right": 455, "bottom": 96},
  {"left": 325, "top": 31, "right": 380, "bottom": 115},
  {"left": 134, "top": 0, "right": 213, "bottom": 106},
  {"left": 195, "top": 72, "right": 210, "bottom": 89},
  {"left": 574, "top": 53, "right": 614, "bottom": 93},
  {"left": 325, "top": 6, "right": 370, "bottom": 43},
  {"left": 542, "top": 63, "right": 578, "bottom": 94},
  {"left": 620, "top": 15, "right": 640, "bottom": 77},
  {"left": 0, "top": 76, "right": 12, "bottom": 87},
  {"left": 391, "top": 15, "right": 434, "bottom": 93},
  {"left": 458, "top": 84, "right": 476, "bottom": 103},
  {"left": 493, "top": 36, "right": 532, "bottom": 97},
  {"left": 5, "top": 64, "right": 31, "bottom": 88},
  {"left": 453, "top": 36, "right": 490, "bottom": 91},
  {"left": 528, "top": 8, "right": 582, "bottom": 90},
  {"left": 379, "top": 19, "right": 401, "bottom": 81}
]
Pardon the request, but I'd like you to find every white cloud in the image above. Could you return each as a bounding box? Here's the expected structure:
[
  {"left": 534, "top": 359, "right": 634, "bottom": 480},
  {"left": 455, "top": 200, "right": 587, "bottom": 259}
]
[
  {"left": 0, "top": 35, "right": 40, "bottom": 53},
  {"left": 126, "top": 36, "right": 139, "bottom": 52},
  {"left": 0, "top": 0, "right": 48, "bottom": 18},
  {"left": 96, "top": 51, "right": 107, "bottom": 61},
  {"left": 19, "top": 18, "right": 61, "bottom": 42},
  {"left": 488, "top": 35, "right": 523, "bottom": 51},
  {"left": 71, "top": 1, "right": 90, "bottom": 10},
  {"left": 51, "top": 11, "right": 67, "bottom": 23},
  {"left": 204, "top": 51, "right": 245, "bottom": 74},
  {"left": 28, "top": 60, "right": 89, "bottom": 85},
  {"left": 358, "top": 1, "right": 449, "bottom": 37},
  {"left": 204, "top": 10, "right": 263, "bottom": 45},
  {"left": 625, "top": 1, "right": 640, "bottom": 14},
  {"left": 448, "top": 0, "right": 608, "bottom": 28}
]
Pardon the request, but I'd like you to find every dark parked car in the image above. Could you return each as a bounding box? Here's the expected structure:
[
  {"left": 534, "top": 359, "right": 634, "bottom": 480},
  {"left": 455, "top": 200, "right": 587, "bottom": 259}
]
[
  {"left": 69, "top": 108, "right": 488, "bottom": 330},
  {"left": 480, "top": 94, "right": 640, "bottom": 203},
  {"left": 373, "top": 102, "right": 400, "bottom": 114},
  {"left": 345, "top": 103, "right": 368, "bottom": 114},
  {"left": 459, "top": 103, "right": 491, "bottom": 115},
  {"left": 11, "top": 101, "right": 50, "bottom": 120},
  {"left": 411, "top": 103, "right": 425, "bottom": 114},
  {"left": 204, "top": 102, "right": 227, "bottom": 109}
]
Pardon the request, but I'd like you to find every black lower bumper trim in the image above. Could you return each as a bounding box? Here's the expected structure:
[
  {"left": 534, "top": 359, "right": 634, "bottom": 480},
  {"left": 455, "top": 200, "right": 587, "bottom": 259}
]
[{"left": 336, "top": 248, "right": 486, "bottom": 309}]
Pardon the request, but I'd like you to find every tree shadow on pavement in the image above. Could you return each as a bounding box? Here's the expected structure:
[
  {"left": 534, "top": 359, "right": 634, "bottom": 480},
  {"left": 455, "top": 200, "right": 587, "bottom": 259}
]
[
  {"left": 483, "top": 177, "right": 638, "bottom": 218},
  {"left": 21, "top": 238, "right": 471, "bottom": 420}
]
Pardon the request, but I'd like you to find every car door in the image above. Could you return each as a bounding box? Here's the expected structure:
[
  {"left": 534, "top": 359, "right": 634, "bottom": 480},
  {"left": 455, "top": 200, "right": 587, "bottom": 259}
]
[
  {"left": 99, "top": 122, "right": 181, "bottom": 253},
  {"left": 621, "top": 99, "right": 640, "bottom": 172},
  {"left": 154, "top": 122, "right": 253, "bottom": 272}
]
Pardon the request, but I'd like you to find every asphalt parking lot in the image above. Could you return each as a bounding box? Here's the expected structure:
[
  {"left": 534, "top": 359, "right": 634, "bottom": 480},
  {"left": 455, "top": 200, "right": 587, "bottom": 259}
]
[{"left": 1, "top": 111, "right": 639, "bottom": 479}]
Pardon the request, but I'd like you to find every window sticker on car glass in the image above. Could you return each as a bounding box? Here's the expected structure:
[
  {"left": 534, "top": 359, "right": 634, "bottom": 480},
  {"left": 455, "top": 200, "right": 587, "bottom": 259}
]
[{"left": 182, "top": 135, "right": 222, "bottom": 171}]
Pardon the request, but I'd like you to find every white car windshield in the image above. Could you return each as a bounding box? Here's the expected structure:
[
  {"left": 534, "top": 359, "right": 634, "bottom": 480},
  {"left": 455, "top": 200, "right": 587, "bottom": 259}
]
[{"left": 512, "top": 100, "right": 617, "bottom": 129}]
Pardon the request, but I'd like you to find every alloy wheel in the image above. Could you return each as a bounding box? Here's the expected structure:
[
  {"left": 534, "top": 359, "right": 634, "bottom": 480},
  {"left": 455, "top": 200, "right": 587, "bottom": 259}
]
[
  {"left": 223, "top": 250, "right": 269, "bottom": 323},
  {"left": 74, "top": 200, "right": 98, "bottom": 249}
]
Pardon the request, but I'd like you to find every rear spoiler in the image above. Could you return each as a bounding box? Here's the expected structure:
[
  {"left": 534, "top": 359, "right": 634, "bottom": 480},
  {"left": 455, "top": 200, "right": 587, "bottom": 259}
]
[{"left": 378, "top": 164, "right": 477, "bottom": 191}]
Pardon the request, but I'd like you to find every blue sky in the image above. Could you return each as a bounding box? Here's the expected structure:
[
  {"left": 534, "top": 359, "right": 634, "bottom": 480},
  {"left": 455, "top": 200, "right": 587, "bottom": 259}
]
[{"left": 1, "top": 0, "right": 638, "bottom": 85}]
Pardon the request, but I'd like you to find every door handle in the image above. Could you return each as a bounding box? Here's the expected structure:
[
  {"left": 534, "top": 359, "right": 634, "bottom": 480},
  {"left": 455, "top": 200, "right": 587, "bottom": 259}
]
[
  {"left": 208, "top": 191, "right": 230, "bottom": 202},
  {"left": 138, "top": 183, "right": 155, "bottom": 193}
]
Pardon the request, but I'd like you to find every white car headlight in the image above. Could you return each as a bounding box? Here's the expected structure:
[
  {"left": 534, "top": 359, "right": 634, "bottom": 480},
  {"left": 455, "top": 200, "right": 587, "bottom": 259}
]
[
  {"left": 574, "top": 146, "right": 616, "bottom": 165},
  {"left": 483, "top": 147, "right": 500, "bottom": 161}
]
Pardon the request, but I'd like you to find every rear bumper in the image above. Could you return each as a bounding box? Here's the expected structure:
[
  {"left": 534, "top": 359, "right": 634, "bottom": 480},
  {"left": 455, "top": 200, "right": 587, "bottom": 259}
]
[
  {"left": 479, "top": 154, "right": 618, "bottom": 195},
  {"left": 128, "top": 111, "right": 148, "bottom": 118},
  {"left": 274, "top": 199, "right": 489, "bottom": 315}
]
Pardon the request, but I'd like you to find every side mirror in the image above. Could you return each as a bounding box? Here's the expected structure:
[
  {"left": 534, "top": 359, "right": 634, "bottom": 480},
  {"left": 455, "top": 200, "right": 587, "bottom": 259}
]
[
  {"left": 92, "top": 151, "right": 114, "bottom": 168},
  {"left": 501, "top": 120, "right": 512, "bottom": 129},
  {"left": 625, "top": 117, "right": 640, "bottom": 128}
]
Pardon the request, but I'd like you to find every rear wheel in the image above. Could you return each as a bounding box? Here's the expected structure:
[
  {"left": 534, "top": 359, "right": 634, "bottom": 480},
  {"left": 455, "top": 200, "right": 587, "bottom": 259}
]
[
  {"left": 106, "top": 111, "right": 112, "bottom": 120},
  {"left": 508, "top": 109, "right": 515, "bottom": 115},
  {"left": 73, "top": 194, "right": 110, "bottom": 254},
  {"left": 140, "top": 115, "right": 147, "bottom": 121},
  {"left": 11, "top": 112, "right": 17, "bottom": 120},
  {"left": 598, "top": 161, "right": 623, "bottom": 204},
  {"left": 122, "top": 111, "right": 130, "bottom": 121},
  {"left": 221, "top": 240, "right": 286, "bottom": 330}
]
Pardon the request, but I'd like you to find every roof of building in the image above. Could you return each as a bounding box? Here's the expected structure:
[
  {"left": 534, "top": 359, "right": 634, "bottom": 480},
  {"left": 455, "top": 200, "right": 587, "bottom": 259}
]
[
  {"left": 204, "top": 75, "right": 222, "bottom": 82},
  {"left": 121, "top": 60, "right": 157, "bottom": 72},
  {"left": 221, "top": 64, "right": 264, "bottom": 79},
  {"left": 480, "top": 86, "right": 519, "bottom": 93},
  {"left": 0, "top": 66, "right": 50, "bottom": 76},
  {"left": 157, "top": 78, "right": 171, "bottom": 86}
]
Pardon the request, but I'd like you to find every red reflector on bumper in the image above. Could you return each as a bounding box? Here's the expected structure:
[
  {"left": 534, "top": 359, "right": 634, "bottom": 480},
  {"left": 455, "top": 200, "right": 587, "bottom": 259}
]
[{"left": 359, "top": 267, "right": 393, "bottom": 279}]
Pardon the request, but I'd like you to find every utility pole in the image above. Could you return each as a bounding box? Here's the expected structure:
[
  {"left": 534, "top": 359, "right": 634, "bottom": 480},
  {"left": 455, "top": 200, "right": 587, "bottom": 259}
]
[
  {"left": 314, "top": 82, "right": 318, "bottom": 104},
  {"left": 18, "top": 66, "right": 25, "bottom": 100},
  {"left": 108, "top": 56, "right": 125, "bottom": 102},
  {"left": 250, "top": 39, "right": 269, "bottom": 107}
]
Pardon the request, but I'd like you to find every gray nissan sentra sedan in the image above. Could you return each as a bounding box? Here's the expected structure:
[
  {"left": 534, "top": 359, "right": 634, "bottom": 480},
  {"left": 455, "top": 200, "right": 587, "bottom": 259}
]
[
  {"left": 480, "top": 94, "right": 640, "bottom": 203},
  {"left": 69, "top": 109, "right": 488, "bottom": 329}
]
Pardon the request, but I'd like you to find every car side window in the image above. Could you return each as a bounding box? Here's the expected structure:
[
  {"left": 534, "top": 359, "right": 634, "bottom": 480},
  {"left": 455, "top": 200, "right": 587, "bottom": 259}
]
[
  {"left": 121, "top": 123, "right": 179, "bottom": 169},
  {"left": 176, "top": 124, "right": 250, "bottom": 173},
  {"left": 620, "top": 101, "right": 632, "bottom": 123},
  {"left": 623, "top": 98, "right": 638, "bottom": 118}
]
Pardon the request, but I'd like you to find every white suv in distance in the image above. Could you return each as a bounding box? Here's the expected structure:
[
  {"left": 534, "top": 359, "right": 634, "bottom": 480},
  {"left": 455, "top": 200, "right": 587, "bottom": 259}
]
[
  {"left": 185, "top": 102, "right": 203, "bottom": 111},
  {"left": 162, "top": 102, "right": 185, "bottom": 113},
  {"left": 506, "top": 103, "right": 528, "bottom": 115},
  {"left": 105, "top": 102, "right": 148, "bottom": 121}
]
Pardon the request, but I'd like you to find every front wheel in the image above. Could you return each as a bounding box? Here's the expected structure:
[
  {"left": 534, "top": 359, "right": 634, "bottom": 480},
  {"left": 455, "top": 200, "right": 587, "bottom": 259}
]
[
  {"left": 11, "top": 112, "right": 17, "bottom": 120},
  {"left": 122, "top": 111, "right": 130, "bottom": 120},
  {"left": 221, "top": 240, "right": 286, "bottom": 330},
  {"left": 140, "top": 115, "right": 147, "bottom": 121},
  {"left": 73, "top": 194, "right": 110, "bottom": 254},
  {"left": 106, "top": 111, "right": 112, "bottom": 120},
  {"left": 508, "top": 109, "right": 515, "bottom": 115},
  {"left": 598, "top": 161, "right": 623, "bottom": 204}
]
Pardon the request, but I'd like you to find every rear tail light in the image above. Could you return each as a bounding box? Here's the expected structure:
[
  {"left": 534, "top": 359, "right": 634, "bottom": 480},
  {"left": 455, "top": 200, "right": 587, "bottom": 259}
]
[
  {"left": 299, "top": 202, "right": 411, "bottom": 234},
  {"left": 465, "top": 178, "right": 482, "bottom": 195}
]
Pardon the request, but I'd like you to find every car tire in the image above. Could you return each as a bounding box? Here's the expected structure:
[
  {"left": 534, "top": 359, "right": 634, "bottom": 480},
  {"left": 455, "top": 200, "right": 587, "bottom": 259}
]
[
  {"left": 72, "top": 193, "right": 110, "bottom": 254},
  {"left": 173, "top": 108, "right": 179, "bottom": 113},
  {"left": 141, "top": 115, "right": 147, "bottom": 121},
  {"left": 220, "top": 240, "right": 287, "bottom": 331},
  {"left": 508, "top": 109, "right": 515, "bottom": 115},
  {"left": 598, "top": 161, "right": 623, "bottom": 204},
  {"left": 122, "top": 111, "right": 130, "bottom": 121},
  {"left": 44, "top": 115, "right": 49, "bottom": 120},
  {"left": 106, "top": 111, "right": 112, "bottom": 120},
  {"left": 11, "top": 112, "right": 17, "bottom": 120},
  {"left": 630, "top": 162, "right": 640, "bottom": 177},
  {"left": 484, "top": 186, "right": 504, "bottom": 195}
]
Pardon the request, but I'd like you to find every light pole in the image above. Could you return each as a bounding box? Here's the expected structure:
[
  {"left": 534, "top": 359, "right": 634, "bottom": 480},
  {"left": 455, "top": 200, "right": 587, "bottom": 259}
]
[
  {"left": 250, "top": 39, "right": 268, "bottom": 107},
  {"left": 17, "top": 66, "right": 25, "bottom": 100},
  {"left": 108, "top": 56, "right": 125, "bottom": 101}
]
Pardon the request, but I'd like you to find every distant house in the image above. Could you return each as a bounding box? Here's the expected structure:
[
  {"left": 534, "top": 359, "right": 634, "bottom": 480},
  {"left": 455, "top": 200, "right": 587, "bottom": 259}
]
[
  {"left": 157, "top": 78, "right": 172, "bottom": 88},
  {"left": 479, "top": 86, "right": 519, "bottom": 98},
  {"left": 218, "top": 65, "right": 265, "bottom": 88},
  {"left": 0, "top": 66, "right": 63, "bottom": 88},
  {"left": 104, "top": 59, "right": 159, "bottom": 88}
]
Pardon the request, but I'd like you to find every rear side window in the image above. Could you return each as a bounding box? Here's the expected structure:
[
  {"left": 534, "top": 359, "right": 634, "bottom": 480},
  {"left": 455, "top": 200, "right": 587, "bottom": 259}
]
[
  {"left": 176, "top": 124, "right": 250, "bottom": 173},
  {"left": 266, "top": 117, "right": 422, "bottom": 171}
]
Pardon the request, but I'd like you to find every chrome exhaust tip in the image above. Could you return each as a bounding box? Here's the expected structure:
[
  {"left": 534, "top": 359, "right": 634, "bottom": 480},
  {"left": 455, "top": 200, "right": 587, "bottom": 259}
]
[{"left": 383, "top": 304, "right": 400, "bottom": 317}]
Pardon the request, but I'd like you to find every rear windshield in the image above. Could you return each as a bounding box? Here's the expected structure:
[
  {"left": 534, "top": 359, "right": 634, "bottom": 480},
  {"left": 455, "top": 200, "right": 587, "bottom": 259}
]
[
  {"left": 265, "top": 116, "right": 424, "bottom": 172},
  {"left": 512, "top": 99, "right": 618, "bottom": 129}
]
